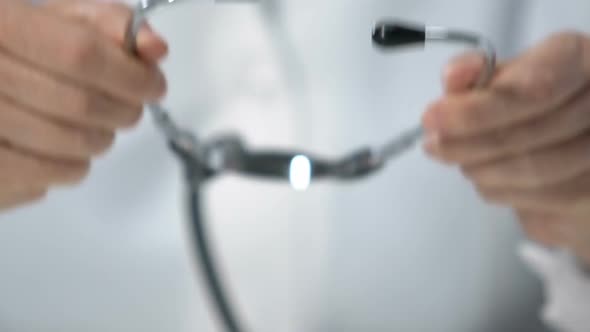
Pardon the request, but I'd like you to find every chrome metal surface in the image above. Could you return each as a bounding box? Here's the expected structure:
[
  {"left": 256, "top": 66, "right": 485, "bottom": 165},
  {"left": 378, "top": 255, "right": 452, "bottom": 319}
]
[{"left": 125, "top": 5, "right": 497, "bottom": 184}]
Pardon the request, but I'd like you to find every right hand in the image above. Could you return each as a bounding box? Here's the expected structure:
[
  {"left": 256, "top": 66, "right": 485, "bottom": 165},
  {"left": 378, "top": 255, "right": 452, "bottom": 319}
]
[
  {"left": 429, "top": 43, "right": 590, "bottom": 266},
  {"left": 0, "top": 0, "right": 168, "bottom": 211}
]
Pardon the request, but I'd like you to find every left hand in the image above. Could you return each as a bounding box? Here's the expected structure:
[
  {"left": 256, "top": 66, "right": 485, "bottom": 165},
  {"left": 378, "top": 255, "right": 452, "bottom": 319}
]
[{"left": 422, "top": 32, "right": 590, "bottom": 264}]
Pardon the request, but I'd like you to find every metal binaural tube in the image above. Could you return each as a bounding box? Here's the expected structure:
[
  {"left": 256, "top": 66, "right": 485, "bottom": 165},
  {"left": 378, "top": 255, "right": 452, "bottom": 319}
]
[{"left": 371, "top": 20, "right": 496, "bottom": 164}]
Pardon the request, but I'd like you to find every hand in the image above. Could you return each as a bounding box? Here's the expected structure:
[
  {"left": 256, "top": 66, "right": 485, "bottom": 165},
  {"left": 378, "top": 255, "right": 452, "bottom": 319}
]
[
  {"left": 0, "top": 0, "right": 167, "bottom": 211},
  {"left": 423, "top": 32, "right": 590, "bottom": 265}
]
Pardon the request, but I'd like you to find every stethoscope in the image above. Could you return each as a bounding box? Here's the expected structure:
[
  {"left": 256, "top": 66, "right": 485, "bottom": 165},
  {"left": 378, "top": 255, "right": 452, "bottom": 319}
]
[{"left": 125, "top": 1, "right": 497, "bottom": 331}]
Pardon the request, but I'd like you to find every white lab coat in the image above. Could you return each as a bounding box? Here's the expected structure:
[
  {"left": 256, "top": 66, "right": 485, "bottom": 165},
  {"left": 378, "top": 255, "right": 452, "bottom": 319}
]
[{"left": 0, "top": 1, "right": 588, "bottom": 331}]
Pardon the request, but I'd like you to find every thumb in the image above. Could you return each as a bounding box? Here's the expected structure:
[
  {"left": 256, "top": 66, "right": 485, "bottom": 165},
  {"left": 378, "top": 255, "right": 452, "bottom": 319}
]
[
  {"left": 43, "top": 0, "right": 168, "bottom": 63},
  {"left": 442, "top": 52, "right": 487, "bottom": 94}
]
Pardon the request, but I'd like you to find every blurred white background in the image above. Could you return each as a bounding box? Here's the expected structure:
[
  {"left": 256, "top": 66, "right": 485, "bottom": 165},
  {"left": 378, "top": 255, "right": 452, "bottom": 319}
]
[{"left": 2, "top": 0, "right": 590, "bottom": 331}]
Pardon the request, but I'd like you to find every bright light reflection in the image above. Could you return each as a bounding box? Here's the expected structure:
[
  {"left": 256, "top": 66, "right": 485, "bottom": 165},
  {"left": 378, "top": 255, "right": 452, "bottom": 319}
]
[{"left": 289, "top": 155, "right": 312, "bottom": 191}]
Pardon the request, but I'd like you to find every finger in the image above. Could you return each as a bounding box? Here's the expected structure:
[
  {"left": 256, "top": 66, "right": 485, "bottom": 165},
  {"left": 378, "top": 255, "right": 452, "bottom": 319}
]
[
  {"left": 0, "top": 51, "right": 143, "bottom": 130},
  {"left": 0, "top": 1, "right": 166, "bottom": 104},
  {"left": 463, "top": 132, "right": 590, "bottom": 190},
  {"left": 132, "top": 23, "right": 169, "bottom": 63},
  {"left": 0, "top": 143, "right": 91, "bottom": 188},
  {"left": 0, "top": 186, "right": 48, "bottom": 211},
  {"left": 426, "top": 85, "right": 590, "bottom": 165},
  {"left": 475, "top": 173, "right": 590, "bottom": 215},
  {"left": 44, "top": 0, "right": 168, "bottom": 63},
  {"left": 423, "top": 32, "right": 590, "bottom": 137},
  {"left": 443, "top": 52, "right": 487, "bottom": 94},
  {"left": 0, "top": 94, "right": 115, "bottom": 160}
]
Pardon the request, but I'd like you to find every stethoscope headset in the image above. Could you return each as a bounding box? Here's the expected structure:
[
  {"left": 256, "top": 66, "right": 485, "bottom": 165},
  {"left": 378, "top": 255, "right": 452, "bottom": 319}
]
[{"left": 125, "top": 1, "right": 496, "bottom": 331}]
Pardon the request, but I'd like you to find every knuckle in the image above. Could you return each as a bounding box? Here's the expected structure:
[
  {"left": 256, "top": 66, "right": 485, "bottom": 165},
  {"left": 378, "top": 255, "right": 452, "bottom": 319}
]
[
  {"left": 514, "top": 155, "right": 546, "bottom": 188},
  {"left": 484, "top": 129, "right": 510, "bottom": 150},
  {"left": 64, "top": 31, "right": 100, "bottom": 70},
  {"left": 69, "top": 92, "right": 101, "bottom": 119},
  {"left": 557, "top": 31, "right": 589, "bottom": 84},
  {"left": 491, "top": 125, "right": 538, "bottom": 156},
  {"left": 463, "top": 111, "right": 485, "bottom": 130},
  {"left": 518, "top": 70, "right": 560, "bottom": 104},
  {"left": 101, "top": 1, "right": 130, "bottom": 15},
  {"left": 515, "top": 119, "right": 548, "bottom": 149},
  {"left": 551, "top": 31, "right": 586, "bottom": 62},
  {"left": 96, "top": 2, "right": 133, "bottom": 27},
  {"left": 516, "top": 32, "right": 588, "bottom": 102},
  {"left": 461, "top": 98, "right": 486, "bottom": 128}
]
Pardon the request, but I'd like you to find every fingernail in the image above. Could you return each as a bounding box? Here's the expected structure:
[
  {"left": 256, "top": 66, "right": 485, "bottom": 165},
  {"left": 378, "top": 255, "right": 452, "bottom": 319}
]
[
  {"left": 137, "top": 22, "right": 167, "bottom": 47},
  {"left": 442, "top": 63, "right": 456, "bottom": 83},
  {"left": 443, "top": 53, "right": 484, "bottom": 84},
  {"left": 465, "top": 53, "right": 485, "bottom": 67},
  {"left": 443, "top": 61, "right": 462, "bottom": 83},
  {"left": 138, "top": 27, "right": 163, "bottom": 46},
  {"left": 446, "top": 53, "right": 484, "bottom": 73}
]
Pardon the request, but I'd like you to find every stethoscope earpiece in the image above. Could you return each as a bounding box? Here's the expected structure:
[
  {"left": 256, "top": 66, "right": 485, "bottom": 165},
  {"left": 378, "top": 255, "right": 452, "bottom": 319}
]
[{"left": 372, "top": 21, "right": 426, "bottom": 48}]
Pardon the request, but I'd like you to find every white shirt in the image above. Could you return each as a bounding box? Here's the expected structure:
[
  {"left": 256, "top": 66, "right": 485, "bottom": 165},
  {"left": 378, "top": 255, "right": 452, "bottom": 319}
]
[
  {"left": 0, "top": 1, "right": 588, "bottom": 331},
  {"left": 521, "top": 244, "right": 590, "bottom": 332}
]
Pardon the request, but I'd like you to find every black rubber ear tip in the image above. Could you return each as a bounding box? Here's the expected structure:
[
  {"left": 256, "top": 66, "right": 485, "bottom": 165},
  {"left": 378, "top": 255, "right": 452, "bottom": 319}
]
[{"left": 372, "top": 21, "right": 426, "bottom": 48}]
